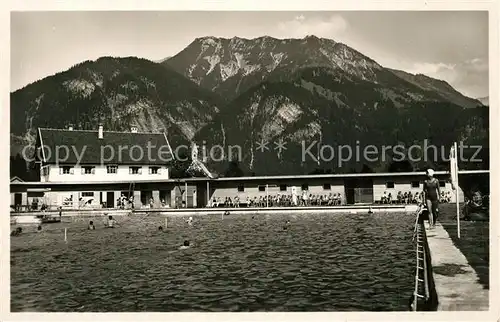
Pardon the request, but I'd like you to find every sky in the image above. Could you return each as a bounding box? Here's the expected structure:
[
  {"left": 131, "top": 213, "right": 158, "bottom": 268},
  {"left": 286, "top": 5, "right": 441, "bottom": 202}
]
[{"left": 10, "top": 11, "right": 489, "bottom": 98}]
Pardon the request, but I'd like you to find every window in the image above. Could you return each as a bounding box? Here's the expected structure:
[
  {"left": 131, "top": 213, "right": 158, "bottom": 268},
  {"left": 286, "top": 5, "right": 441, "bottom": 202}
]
[
  {"left": 323, "top": 183, "right": 331, "bottom": 190},
  {"left": 149, "top": 167, "right": 160, "bottom": 175},
  {"left": 237, "top": 185, "right": 245, "bottom": 192},
  {"left": 302, "top": 184, "right": 309, "bottom": 191},
  {"left": 82, "top": 166, "right": 95, "bottom": 174},
  {"left": 107, "top": 165, "right": 117, "bottom": 174},
  {"left": 82, "top": 192, "right": 94, "bottom": 197},
  {"left": 439, "top": 180, "right": 446, "bottom": 187},
  {"left": 411, "top": 181, "right": 420, "bottom": 188},
  {"left": 258, "top": 185, "right": 266, "bottom": 192},
  {"left": 61, "top": 166, "right": 74, "bottom": 175},
  {"left": 280, "top": 184, "right": 287, "bottom": 192},
  {"left": 386, "top": 182, "right": 395, "bottom": 189},
  {"left": 129, "top": 167, "right": 142, "bottom": 175}
]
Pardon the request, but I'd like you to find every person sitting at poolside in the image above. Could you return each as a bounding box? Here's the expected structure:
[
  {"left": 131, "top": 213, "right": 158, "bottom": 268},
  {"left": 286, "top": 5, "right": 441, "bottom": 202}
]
[
  {"left": 326, "top": 193, "right": 333, "bottom": 206},
  {"left": 413, "top": 192, "right": 419, "bottom": 204},
  {"left": 106, "top": 215, "right": 117, "bottom": 228},
  {"left": 88, "top": 221, "right": 96, "bottom": 230},
  {"left": 381, "top": 191, "right": 387, "bottom": 204},
  {"left": 179, "top": 240, "right": 191, "bottom": 250},
  {"left": 11, "top": 227, "right": 23, "bottom": 236},
  {"left": 462, "top": 190, "right": 489, "bottom": 221}
]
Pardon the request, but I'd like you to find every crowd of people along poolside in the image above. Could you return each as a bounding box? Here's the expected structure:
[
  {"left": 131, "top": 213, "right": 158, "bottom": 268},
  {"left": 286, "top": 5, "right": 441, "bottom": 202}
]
[
  {"left": 210, "top": 192, "right": 345, "bottom": 208},
  {"left": 379, "top": 190, "right": 453, "bottom": 205}
]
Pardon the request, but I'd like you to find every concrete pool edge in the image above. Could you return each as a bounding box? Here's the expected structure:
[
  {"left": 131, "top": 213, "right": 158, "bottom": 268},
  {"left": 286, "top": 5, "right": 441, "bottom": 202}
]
[
  {"left": 11, "top": 204, "right": 419, "bottom": 218},
  {"left": 132, "top": 204, "right": 419, "bottom": 216},
  {"left": 424, "top": 222, "right": 489, "bottom": 311}
]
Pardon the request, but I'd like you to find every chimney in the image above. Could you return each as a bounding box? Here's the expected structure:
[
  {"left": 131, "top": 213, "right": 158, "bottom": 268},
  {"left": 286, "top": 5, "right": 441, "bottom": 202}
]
[
  {"left": 131, "top": 125, "right": 138, "bottom": 133},
  {"left": 98, "top": 124, "right": 103, "bottom": 139},
  {"left": 68, "top": 124, "right": 74, "bottom": 131}
]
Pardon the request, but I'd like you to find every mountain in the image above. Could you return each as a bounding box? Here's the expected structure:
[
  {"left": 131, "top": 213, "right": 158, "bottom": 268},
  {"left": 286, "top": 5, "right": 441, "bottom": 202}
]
[
  {"left": 193, "top": 65, "right": 488, "bottom": 175},
  {"left": 389, "top": 69, "right": 483, "bottom": 109},
  {"left": 11, "top": 36, "right": 488, "bottom": 179},
  {"left": 164, "top": 36, "right": 483, "bottom": 109},
  {"left": 10, "top": 57, "right": 224, "bottom": 154},
  {"left": 477, "top": 96, "right": 489, "bottom": 106}
]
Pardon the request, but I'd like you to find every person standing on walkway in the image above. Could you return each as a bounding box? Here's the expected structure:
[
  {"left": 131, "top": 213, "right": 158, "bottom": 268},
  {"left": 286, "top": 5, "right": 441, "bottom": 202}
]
[{"left": 423, "top": 169, "right": 440, "bottom": 227}]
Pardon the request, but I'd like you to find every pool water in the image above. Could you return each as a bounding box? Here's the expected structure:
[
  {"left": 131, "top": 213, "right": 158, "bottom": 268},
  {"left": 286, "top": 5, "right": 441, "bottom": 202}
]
[{"left": 11, "top": 212, "right": 415, "bottom": 312}]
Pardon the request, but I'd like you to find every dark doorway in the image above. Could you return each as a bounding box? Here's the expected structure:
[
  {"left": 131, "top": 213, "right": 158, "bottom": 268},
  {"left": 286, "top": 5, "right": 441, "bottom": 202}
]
[
  {"left": 196, "top": 182, "right": 207, "bottom": 208},
  {"left": 160, "top": 189, "right": 171, "bottom": 206},
  {"left": 106, "top": 191, "right": 114, "bottom": 208},
  {"left": 344, "top": 178, "right": 373, "bottom": 204},
  {"left": 14, "top": 193, "right": 22, "bottom": 206}
]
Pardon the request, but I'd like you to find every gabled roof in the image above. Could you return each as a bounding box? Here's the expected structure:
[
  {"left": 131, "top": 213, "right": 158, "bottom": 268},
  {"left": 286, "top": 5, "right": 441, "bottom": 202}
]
[
  {"left": 10, "top": 176, "right": 24, "bottom": 183},
  {"left": 36, "top": 128, "right": 174, "bottom": 165}
]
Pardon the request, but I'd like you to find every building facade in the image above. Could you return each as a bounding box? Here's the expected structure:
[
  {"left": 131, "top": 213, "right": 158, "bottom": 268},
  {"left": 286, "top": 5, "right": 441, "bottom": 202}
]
[
  {"left": 29, "top": 125, "right": 174, "bottom": 209},
  {"left": 9, "top": 125, "right": 486, "bottom": 211},
  {"left": 36, "top": 125, "right": 173, "bottom": 183},
  {"left": 9, "top": 170, "right": 486, "bottom": 211}
]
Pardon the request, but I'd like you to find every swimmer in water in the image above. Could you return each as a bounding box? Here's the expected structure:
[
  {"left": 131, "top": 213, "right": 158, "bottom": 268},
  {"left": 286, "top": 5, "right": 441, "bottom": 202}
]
[
  {"left": 283, "top": 220, "right": 291, "bottom": 230},
  {"left": 88, "top": 221, "right": 95, "bottom": 230},
  {"left": 11, "top": 227, "right": 22, "bottom": 236},
  {"left": 158, "top": 226, "right": 163, "bottom": 231},
  {"left": 37, "top": 225, "right": 42, "bottom": 232},
  {"left": 106, "top": 215, "right": 117, "bottom": 228},
  {"left": 179, "top": 240, "right": 190, "bottom": 249},
  {"left": 186, "top": 216, "right": 193, "bottom": 225}
]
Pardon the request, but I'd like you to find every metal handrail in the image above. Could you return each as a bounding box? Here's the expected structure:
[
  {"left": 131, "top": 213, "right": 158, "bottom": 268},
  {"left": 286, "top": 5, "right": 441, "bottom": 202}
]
[{"left": 412, "top": 206, "right": 431, "bottom": 311}]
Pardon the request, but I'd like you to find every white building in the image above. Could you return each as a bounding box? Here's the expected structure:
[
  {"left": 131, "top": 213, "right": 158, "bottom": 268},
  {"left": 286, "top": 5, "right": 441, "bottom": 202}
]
[{"left": 36, "top": 125, "right": 173, "bottom": 183}]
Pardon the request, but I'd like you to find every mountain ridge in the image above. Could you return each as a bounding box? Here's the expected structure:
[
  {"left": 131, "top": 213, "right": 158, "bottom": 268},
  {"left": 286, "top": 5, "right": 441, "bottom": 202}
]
[
  {"left": 164, "top": 35, "right": 483, "bottom": 108},
  {"left": 10, "top": 35, "right": 488, "bottom": 179}
]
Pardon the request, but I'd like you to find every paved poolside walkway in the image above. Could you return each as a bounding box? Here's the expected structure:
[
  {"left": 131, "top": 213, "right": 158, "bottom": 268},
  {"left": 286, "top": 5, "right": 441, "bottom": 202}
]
[{"left": 425, "top": 222, "right": 489, "bottom": 311}]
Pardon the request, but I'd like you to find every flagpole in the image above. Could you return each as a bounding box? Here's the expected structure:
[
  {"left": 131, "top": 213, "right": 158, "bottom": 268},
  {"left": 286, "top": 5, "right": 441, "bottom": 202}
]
[{"left": 454, "top": 142, "right": 460, "bottom": 239}]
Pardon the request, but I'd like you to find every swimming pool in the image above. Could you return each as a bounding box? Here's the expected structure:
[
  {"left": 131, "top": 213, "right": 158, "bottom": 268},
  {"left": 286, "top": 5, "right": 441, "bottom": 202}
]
[{"left": 10, "top": 212, "right": 415, "bottom": 311}]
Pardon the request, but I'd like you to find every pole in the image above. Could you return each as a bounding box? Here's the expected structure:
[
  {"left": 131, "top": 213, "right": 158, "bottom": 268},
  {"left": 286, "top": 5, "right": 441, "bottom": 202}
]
[
  {"left": 165, "top": 217, "right": 168, "bottom": 229},
  {"left": 64, "top": 228, "right": 67, "bottom": 242},
  {"left": 206, "top": 181, "right": 210, "bottom": 207},
  {"left": 185, "top": 182, "right": 188, "bottom": 208},
  {"left": 266, "top": 184, "right": 269, "bottom": 208},
  {"left": 454, "top": 142, "right": 460, "bottom": 239}
]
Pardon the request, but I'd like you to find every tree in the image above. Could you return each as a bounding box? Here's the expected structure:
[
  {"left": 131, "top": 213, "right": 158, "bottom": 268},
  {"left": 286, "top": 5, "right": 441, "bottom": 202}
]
[
  {"left": 388, "top": 160, "right": 414, "bottom": 173},
  {"left": 224, "top": 158, "right": 244, "bottom": 177},
  {"left": 170, "top": 150, "right": 192, "bottom": 178},
  {"left": 10, "top": 154, "right": 28, "bottom": 180}
]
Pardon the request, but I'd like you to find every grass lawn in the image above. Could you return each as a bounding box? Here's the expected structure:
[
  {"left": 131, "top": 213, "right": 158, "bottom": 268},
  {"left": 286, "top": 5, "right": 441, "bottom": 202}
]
[{"left": 437, "top": 203, "right": 489, "bottom": 289}]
